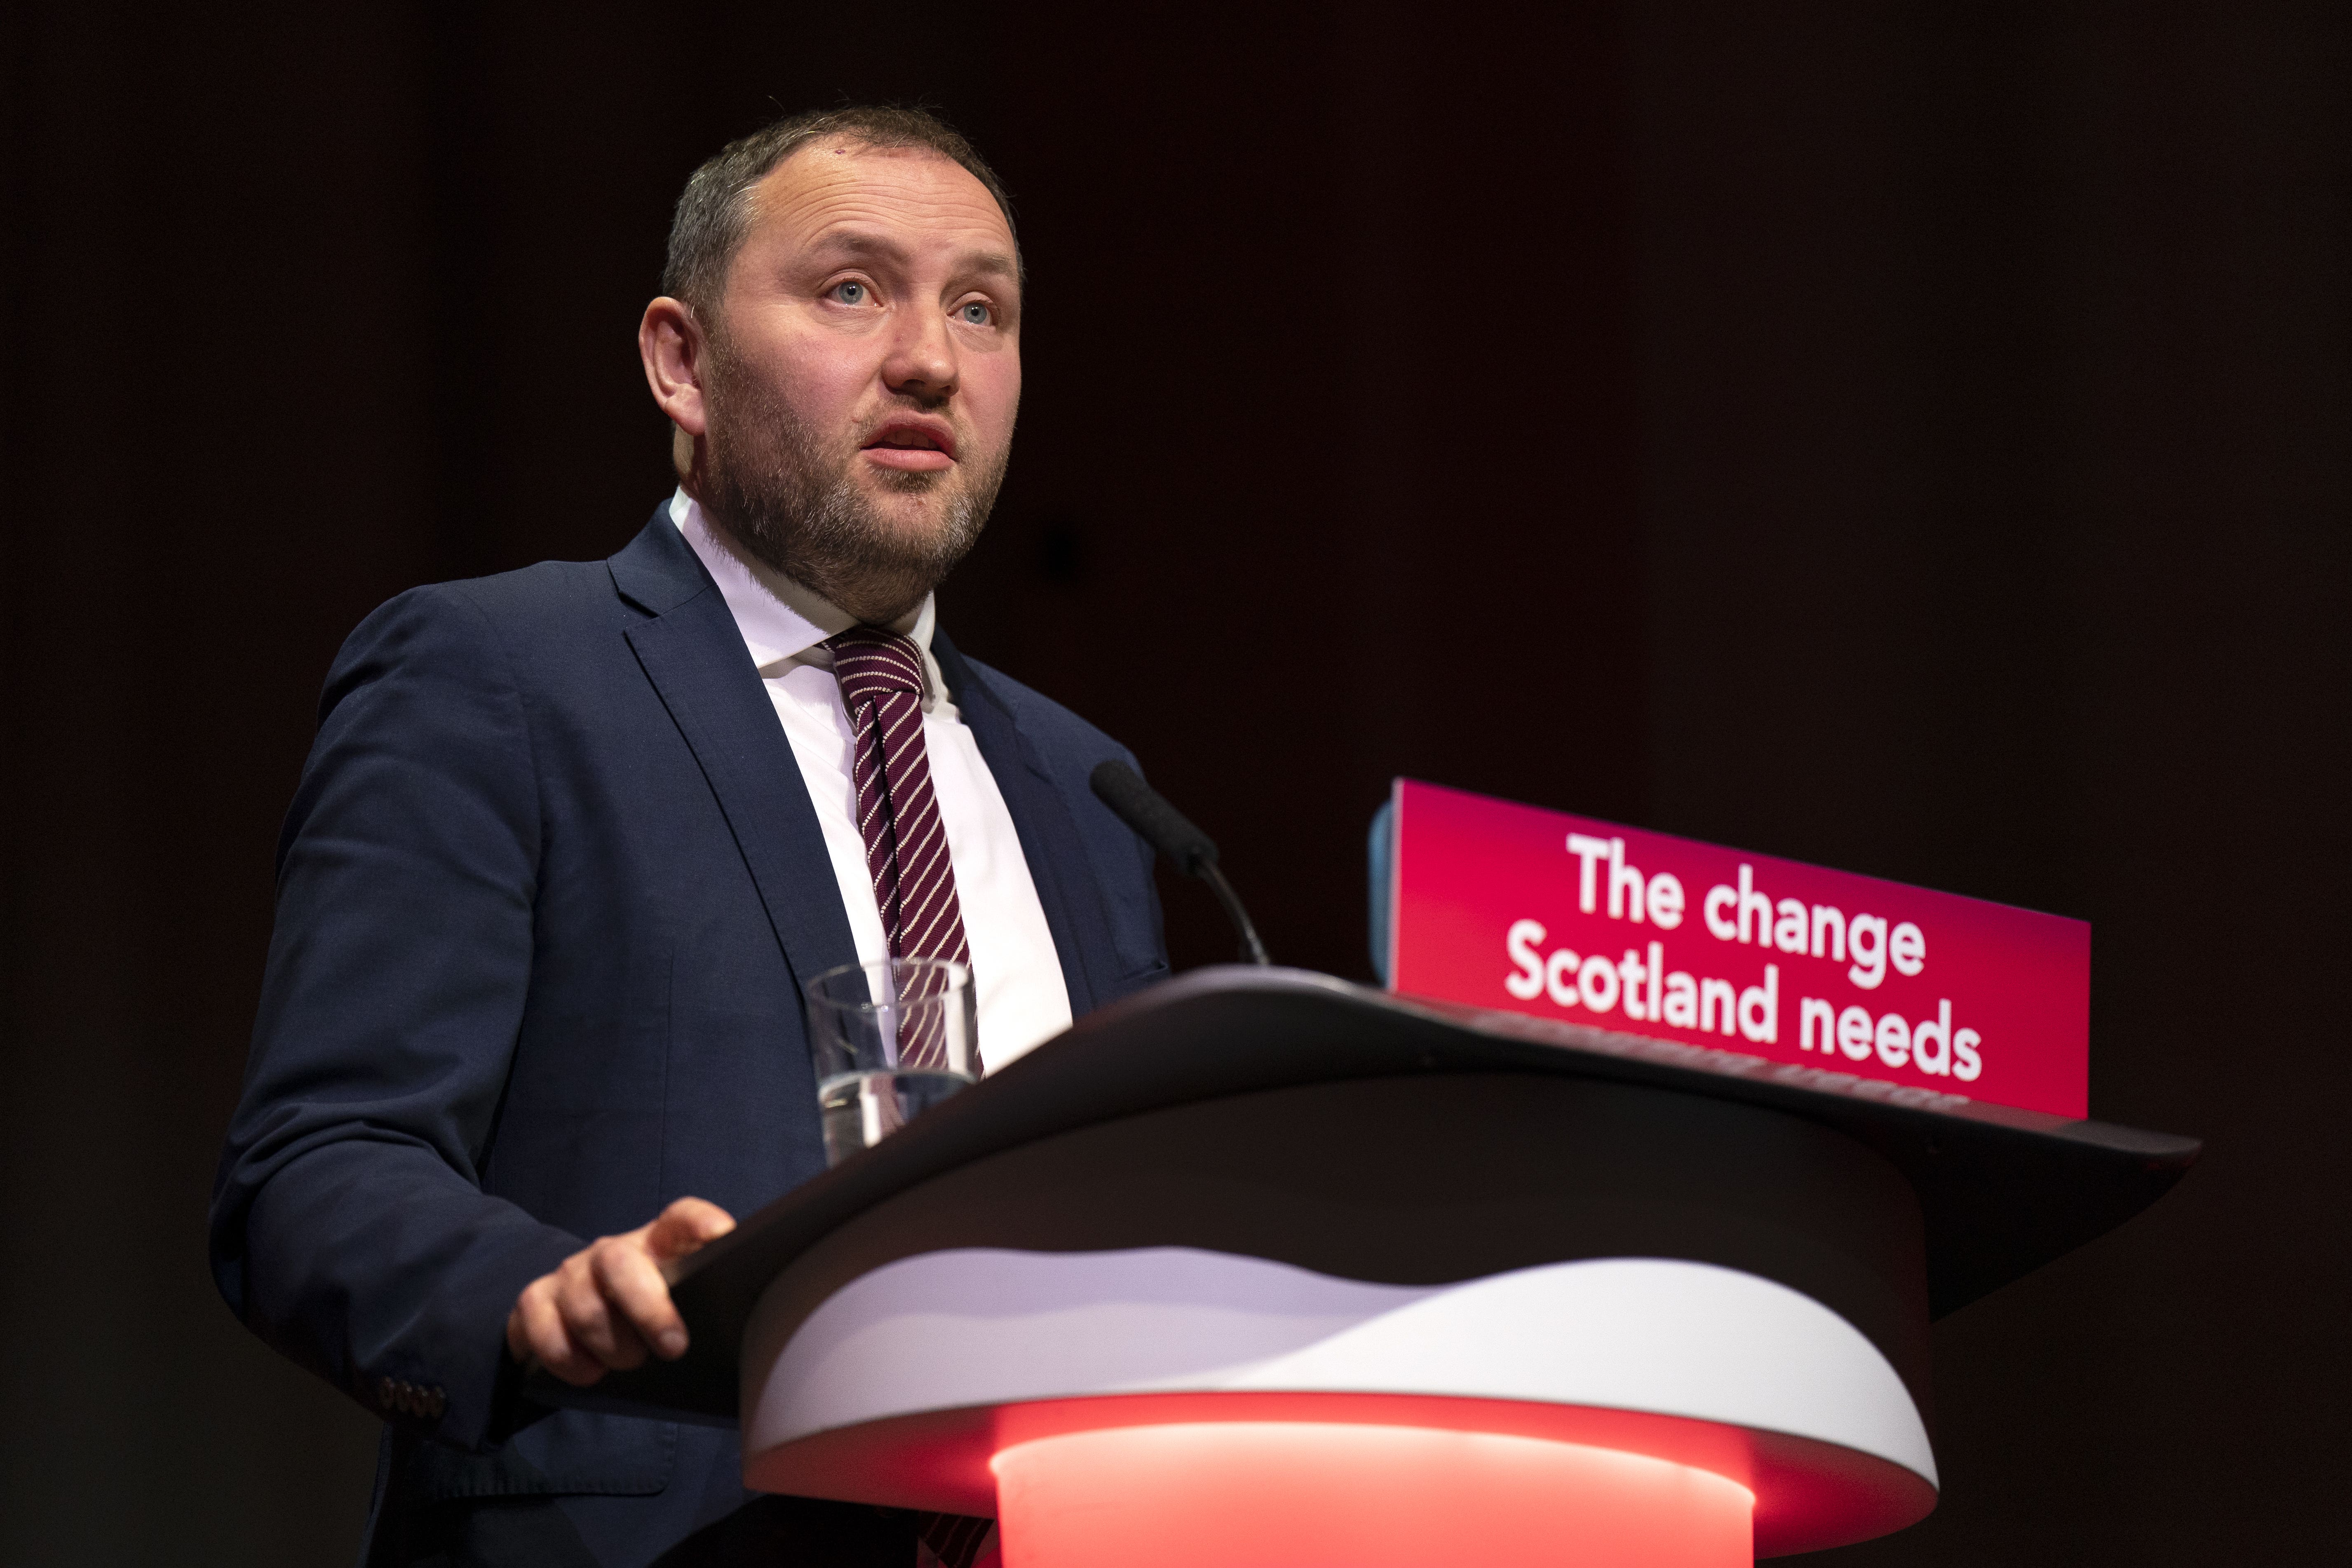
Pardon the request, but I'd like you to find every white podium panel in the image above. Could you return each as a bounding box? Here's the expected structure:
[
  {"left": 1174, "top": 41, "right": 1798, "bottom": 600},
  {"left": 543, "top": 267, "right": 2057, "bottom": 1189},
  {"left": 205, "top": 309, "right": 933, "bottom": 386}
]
[{"left": 743, "top": 1248, "right": 1937, "bottom": 1556}]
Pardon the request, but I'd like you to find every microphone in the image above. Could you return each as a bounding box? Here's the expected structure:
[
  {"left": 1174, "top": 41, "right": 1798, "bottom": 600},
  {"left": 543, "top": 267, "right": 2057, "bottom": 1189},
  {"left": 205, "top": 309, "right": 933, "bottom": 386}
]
[{"left": 1089, "top": 761, "right": 1271, "bottom": 966}]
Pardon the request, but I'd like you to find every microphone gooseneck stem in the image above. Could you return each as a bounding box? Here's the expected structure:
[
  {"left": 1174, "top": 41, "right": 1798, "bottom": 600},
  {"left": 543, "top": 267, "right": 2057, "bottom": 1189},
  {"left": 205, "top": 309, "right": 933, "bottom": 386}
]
[
  {"left": 1086, "top": 760, "right": 1272, "bottom": 968},
  {"left": 1200, "top": 860, "right": 1271, "bottom": 966}
]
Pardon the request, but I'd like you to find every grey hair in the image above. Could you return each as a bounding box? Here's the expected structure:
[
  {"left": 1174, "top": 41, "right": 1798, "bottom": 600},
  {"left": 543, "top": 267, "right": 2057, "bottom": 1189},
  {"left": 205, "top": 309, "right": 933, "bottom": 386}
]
[{"left": 661, "top": 105, "right": 1019, "bottom": 321}]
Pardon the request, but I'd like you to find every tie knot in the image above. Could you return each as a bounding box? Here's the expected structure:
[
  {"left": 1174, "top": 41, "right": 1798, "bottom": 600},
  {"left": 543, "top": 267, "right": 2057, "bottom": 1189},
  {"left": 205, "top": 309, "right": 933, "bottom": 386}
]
[{"left": 828, "top": 628, "right": 927, "bottom": 711}]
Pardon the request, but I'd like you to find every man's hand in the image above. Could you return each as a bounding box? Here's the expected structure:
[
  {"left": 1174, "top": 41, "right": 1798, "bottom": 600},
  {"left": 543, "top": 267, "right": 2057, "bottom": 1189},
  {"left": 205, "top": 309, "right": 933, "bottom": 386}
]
[{"left": 506, "top": 1196, "right": 737, "bottom": 1386}]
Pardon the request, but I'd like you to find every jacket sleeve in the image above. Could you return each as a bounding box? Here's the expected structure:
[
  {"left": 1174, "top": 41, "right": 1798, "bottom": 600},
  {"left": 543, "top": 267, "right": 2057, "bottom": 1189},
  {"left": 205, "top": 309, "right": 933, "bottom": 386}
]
[{"left": 209, "top": 582, "right": 582, "bottom": 1451}]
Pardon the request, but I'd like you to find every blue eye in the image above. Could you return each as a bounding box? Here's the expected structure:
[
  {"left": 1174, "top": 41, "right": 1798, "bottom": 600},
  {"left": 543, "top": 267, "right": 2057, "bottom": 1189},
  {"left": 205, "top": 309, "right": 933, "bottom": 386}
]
[
  {"left": 958, "top": 301, "right": 991, "bottom": 325},
  {"left": 833, "top": 281, "right": 867, "bottom": 305}
]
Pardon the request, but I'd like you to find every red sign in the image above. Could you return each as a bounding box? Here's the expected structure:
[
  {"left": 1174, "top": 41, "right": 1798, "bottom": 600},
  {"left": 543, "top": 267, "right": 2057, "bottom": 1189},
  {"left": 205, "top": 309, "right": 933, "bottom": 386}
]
[{"left": 1384, "top": 779, "right": 2091, "bottom": 1120}]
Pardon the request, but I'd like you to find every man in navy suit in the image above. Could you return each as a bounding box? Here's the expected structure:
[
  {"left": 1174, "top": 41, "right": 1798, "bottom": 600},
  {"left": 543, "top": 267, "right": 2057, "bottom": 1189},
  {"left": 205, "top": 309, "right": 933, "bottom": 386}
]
[{"left": 210, "top": 106, "right": 1169, "bottom": 1567}]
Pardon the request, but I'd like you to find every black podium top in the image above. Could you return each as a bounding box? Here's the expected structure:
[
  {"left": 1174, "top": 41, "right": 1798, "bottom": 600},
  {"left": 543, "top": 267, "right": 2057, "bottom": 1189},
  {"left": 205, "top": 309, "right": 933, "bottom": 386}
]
[{"left": 550, "top": 967, "right": 2197, "bottom": 1425}]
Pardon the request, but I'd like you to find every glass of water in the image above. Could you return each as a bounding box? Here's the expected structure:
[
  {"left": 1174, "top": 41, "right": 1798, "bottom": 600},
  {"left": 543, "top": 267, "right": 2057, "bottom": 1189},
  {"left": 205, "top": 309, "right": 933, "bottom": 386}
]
[{"left": 804, "top": 957, "right": 979, "bottom": 1165}]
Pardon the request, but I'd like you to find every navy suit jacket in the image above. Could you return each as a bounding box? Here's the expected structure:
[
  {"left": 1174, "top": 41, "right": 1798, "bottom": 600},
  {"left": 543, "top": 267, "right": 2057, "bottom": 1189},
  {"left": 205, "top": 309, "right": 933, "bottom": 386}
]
[{"left": 210, "top": 509, "right": 1169, "bottom": 1564}]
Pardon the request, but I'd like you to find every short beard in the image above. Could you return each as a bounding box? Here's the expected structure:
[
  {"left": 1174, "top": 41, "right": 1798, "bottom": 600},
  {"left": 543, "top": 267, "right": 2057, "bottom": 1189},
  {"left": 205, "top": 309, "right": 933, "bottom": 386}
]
[{"left": 697, "top": 337, "right": 1009, "bottom": 626}]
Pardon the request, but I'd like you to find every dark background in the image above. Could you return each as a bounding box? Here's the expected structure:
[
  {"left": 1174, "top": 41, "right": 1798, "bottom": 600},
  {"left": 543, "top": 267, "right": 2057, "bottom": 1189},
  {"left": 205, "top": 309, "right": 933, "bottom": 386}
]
[{"left": 3, "top": 2, "right": 2343, "bottom": 1561}]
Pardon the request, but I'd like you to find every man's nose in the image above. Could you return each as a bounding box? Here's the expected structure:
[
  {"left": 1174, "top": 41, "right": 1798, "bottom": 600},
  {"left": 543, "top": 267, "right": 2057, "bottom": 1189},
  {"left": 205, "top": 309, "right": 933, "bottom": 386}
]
[{"left": 880, "top": 304, "right": 959, "bottom": 406}]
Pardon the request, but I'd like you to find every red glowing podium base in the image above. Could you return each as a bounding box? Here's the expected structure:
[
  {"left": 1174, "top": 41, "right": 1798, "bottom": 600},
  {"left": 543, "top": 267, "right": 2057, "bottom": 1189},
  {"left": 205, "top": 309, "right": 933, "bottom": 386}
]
[
  {"left": 994, "top": 1421, "right": 1752, "bottom": 1568},
  {"left": 554, "top": 969, "right": 2197, "bottom": 1562}
]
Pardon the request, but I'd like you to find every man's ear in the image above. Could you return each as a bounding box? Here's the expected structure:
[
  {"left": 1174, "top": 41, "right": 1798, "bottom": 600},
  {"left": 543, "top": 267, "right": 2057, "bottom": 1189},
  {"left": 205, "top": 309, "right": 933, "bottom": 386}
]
[{"left": 639, "top": 297, "right": 708, "bottom": 437}]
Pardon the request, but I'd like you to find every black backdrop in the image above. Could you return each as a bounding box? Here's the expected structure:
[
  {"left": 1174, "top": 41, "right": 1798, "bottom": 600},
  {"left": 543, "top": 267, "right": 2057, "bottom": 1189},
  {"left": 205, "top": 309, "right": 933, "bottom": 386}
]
[{"left": 3, "top": 3, "right": 2344, "bottom": 1561}]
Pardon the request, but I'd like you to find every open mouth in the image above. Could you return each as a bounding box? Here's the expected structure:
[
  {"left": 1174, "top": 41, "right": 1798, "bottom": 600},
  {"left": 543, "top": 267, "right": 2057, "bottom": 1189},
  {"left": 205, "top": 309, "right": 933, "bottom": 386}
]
[{"left": 861, "top": 418, "right": 958, "bottom": 472}]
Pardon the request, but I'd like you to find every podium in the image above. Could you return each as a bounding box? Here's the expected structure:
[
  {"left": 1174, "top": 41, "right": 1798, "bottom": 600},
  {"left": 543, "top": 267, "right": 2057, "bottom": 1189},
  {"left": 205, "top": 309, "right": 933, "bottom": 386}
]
[{"left": 560, "top": 967, "right": 2197, "bottom": 1564}]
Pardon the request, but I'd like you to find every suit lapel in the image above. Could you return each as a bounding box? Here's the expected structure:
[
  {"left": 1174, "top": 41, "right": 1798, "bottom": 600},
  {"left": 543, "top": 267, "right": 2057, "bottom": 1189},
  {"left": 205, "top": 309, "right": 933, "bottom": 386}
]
[
  {"left": 610, "top": 515, "right": 861, "bottom": 998},
  {"left": 932, "top": 630, "right": 1120, "bottom": 1019},
  {"left": 609, "top": 511, "right": 1121, "bottom": 1020}
]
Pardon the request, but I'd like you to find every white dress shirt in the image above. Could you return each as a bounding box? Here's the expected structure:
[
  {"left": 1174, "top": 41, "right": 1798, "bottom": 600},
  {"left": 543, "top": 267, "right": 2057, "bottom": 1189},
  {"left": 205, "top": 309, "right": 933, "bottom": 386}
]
[{"left": 669, "top": 489, "right": 1073, "bottom": 1070}]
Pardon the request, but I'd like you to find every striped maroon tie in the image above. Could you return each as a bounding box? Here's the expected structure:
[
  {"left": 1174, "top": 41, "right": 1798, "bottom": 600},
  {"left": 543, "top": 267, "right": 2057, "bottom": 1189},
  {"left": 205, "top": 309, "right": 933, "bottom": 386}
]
[{"left": 826, "top": 628, "right": 974, "bottom": 1070}]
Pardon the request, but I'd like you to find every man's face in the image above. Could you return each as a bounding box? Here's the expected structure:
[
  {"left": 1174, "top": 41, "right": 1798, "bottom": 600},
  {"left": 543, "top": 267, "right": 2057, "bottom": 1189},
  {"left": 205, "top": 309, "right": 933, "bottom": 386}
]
[{"left": 695, "top": 143, "right": 1022, "bottom": 624}]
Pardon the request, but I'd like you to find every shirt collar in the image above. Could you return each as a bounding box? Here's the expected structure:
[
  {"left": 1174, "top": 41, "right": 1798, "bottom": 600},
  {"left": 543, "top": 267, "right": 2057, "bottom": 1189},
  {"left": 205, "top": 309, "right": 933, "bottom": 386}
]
[{"left": 668, "top": 488, "right": 944, "bottom": 699}]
